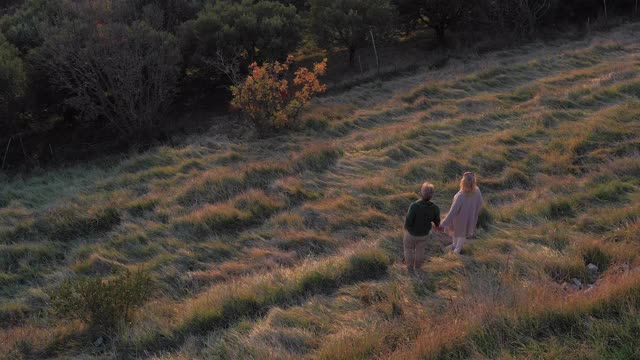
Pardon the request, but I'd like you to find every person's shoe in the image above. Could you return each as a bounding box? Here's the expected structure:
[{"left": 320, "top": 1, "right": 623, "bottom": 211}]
[
  {"left": 444, "top": 245, "right": 453, "bottom": 252},
  {"left": 453, "top": 248, "right": 461, "bottom": 255}
]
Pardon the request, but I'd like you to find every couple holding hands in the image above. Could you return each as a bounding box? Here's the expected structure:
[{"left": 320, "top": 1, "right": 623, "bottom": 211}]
[{"left": 403, "top": 172, "right": 483, "bottom": 272}]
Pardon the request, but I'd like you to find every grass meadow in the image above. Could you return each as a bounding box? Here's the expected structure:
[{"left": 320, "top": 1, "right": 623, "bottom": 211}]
[{"left": 2, "top": 24, "right": 640, "bottom": 359}]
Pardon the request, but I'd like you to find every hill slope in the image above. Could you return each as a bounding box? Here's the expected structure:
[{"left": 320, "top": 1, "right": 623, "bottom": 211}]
[{"left": 2, "top": 24, "right": 640, "bottom": 359}]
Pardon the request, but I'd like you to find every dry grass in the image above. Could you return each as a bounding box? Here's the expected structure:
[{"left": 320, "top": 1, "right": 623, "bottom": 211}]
[{"left": 2, "top": 23, "right": 640, "bottom": 359}]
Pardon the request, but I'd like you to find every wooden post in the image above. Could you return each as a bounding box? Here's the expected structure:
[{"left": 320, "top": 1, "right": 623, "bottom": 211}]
[
  {"left": 636, "top": 0, "right": 638, "bottom": 15},
  {"left": 358, "top": 55, "right": 363, "bottom": 74},
  {"left": 369, "top": 28, "right": 380, "bottom": 76},
  {"left": 1, "top": 136, "right": 12, "bottom": 171},
  {"left": 603, "top": 0, "right": 607, "bottom": 22}
]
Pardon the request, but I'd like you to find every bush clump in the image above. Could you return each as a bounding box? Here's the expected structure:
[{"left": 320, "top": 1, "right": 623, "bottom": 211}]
[
  {"left": 49, "top": 269, "right": 153, "bottom": 333},
  {"left": 231, "top": 56, "right": 328, "bottom": 135}
]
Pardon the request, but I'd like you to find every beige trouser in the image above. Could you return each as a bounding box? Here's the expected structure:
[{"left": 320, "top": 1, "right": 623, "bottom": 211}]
[
  {"left": 404, "top": 232, "right": 428, "bottom": 270},
  {"left": 452, "top": 237, "right": 466, "bottom": 254}
]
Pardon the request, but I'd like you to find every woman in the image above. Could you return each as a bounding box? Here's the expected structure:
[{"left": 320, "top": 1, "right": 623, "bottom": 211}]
[
  {"left": 404, "top": 182, "right": 441, "bottom": 272},
  {"left": 440, "top": 172, "right": 483, "bottom": 254}
]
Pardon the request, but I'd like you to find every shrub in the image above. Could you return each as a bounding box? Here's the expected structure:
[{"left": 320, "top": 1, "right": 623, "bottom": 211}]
[
  {"left": 49, "top": 269, "right": 153, "bottom": 333},
  {"left": 231, "top": 56, "right": 328, "bottom": 134}
]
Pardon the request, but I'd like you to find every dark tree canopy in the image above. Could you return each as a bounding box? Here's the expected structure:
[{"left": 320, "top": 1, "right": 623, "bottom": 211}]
[
  {"left": 0, "top": 32, "right": 26, "bottom": 133},
  {"left": 394, "top": 0, "right": 471, "bottom": 45},
  {"left": 34, "top": 20, "right": 181, "bottom": 138},
  {"left": 183, "top": 0, "right": 303, "bottom": 76},
  {"left": 309, "top": 0, "right": 397, "bottom": 65}
]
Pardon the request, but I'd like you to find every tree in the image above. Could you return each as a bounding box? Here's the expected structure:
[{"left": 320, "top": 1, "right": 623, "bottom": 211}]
[
  {"left": 420, "top": 0, "right": 471, "bottom": 44},
  {"left": 230, "top": 56, "right": 327, "bottom": 135},
  {"left": 182, "top": 0, "right": 303, "bottom": 82},
  {"left": 0, "top": 0, "right": 67, "bottom": 53},
  {"left": 0, "top": 33, "right": 25, "bottom": 108},
  {"left": 107, "top": 0, "right": 203, "bottom": 32},
  {"left": 309, "top": 0, "right": 396, "bottom": 66},
  {"left": 33, "top": 20, "right": 181, "bottom": 139},
  {"left": 491, "top": 0, "right": 551, "bottom": 37},
  {"left": 0, "top": 33, "right": 26, "bottom": 134},
  {"left": 394, "top": 0, "right": 470, "bottom": 45}
]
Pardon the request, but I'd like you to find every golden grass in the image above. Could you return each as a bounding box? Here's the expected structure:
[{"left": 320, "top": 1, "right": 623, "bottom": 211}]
[{"left": 2, "top": 23, "right": 640, "bottom": 359}]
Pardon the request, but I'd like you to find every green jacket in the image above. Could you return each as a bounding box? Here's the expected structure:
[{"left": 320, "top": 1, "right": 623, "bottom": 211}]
[{"left": 404, "top": 200, "right": 441, "bottom": 237}]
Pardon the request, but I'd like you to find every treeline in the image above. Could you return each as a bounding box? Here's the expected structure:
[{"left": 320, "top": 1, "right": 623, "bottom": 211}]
[{"left": 0, "top": 0, "right": 633, "bottom": 168}]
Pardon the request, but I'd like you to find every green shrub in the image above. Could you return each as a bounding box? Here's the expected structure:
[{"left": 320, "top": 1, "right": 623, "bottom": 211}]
[{"left": 49, "top": 269, "right": 153, "bottom": 333}]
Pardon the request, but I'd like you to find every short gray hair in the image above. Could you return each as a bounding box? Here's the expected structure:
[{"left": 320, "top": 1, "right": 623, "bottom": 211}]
[{"left": 420, "top": 182, "right": 435, "bottom": 200}]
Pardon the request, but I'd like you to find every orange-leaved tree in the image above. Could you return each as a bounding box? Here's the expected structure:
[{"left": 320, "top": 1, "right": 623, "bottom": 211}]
[{"left": 231, "top": 55, "right": 328, "bottom": 135}]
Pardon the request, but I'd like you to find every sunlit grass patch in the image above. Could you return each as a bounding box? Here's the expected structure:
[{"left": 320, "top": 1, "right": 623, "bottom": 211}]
[
  {"left": 290, "top": 143, "right": 343, "bottom": 172},
  {"left": 173, "top": 204, "right": 252, "bottom": 237},
  {"left": 577, "top": 206, "right": 640, "bottom": 234},
  {"left": 0, "top": 242, "right": 62, "bottom": 274},
  {"left": 70, "top": 253, "right": 126, "bottom": 276},
  {"left": 271, "top": 176, "right": 320, "bottom": 202},
  {"left": 397, "top": 158, "right": 439, "bottom": 182},
  {"left": 232, "top": 189, "right": 286, "bottom": 218},
  {"left": 176, "top": 168, "right": 247, "bottom": 206},
  {"left": 243, "top": 161, "right": 290, "bottom": 188},
  {"left": 525, "top": 228, "right": 571, "bottom": 252},
  {"left": 272, "top": 230, "right": 336, "bottom": 256},
  {"left": 35, "top": 203, "right": 122, "bottom": 241},
  {"left": 126, "top": 196, "right": 159, "bottom": 217},
  {"left": 265, "top": 307, "right": 331, "bottom": 334},
  {"left": 182, "top": 248, "right": 389, "bottom": 334}
]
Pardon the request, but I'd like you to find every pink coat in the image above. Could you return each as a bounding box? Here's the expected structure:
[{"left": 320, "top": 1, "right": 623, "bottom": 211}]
[{"left": 441, "top": 188, "right": 483, "bottom": 238}]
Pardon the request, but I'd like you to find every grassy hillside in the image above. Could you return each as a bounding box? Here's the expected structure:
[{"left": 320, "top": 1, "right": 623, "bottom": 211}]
[{"left": 2, "top": 24, "right": 640, "bottom": 359}]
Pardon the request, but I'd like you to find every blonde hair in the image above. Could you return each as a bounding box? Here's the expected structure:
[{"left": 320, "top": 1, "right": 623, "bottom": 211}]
[
  {"left": 420, "top": 182, "right": 435, "bottom": 200},
  {"left": 460, "top": 172, "right": 477, "bottom": 193}
]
